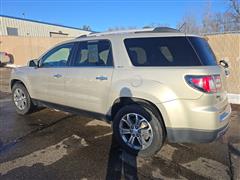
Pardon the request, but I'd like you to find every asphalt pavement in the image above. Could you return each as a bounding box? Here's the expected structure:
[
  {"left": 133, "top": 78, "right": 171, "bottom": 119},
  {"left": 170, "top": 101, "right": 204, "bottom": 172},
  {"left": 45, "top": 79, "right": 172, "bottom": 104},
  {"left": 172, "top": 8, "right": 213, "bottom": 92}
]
[{"left": 0, "top": 92, "right": 239, "bottom": 180}]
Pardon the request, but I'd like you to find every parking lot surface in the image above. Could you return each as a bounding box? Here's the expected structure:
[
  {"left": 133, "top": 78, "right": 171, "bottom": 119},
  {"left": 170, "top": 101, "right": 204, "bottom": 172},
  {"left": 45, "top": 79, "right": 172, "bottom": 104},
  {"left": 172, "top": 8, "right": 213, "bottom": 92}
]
[{"left": 0, "top": 92, "right": 239, "bottom": 180}]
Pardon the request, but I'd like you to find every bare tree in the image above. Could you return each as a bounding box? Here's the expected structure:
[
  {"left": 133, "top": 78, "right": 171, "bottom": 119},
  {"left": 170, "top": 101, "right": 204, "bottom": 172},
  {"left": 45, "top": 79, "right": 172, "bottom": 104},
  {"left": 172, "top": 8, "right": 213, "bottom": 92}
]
[
  {"left": 107, "top": 26, "right": 137, "bottom": 31},
  {"left": 176, "top": 13, "right": 201, "bottom": 34},
  {"left": 179, "top": 0, "right": 240, "bottom": 34},
  {"left": 202, "top": 1, "right": 215, "bottom": 33},
  {"left": 227, "top": 0, "right": 240, "bottom": 30},
  {"left": 229, "top": 0, "right": 240, "bottom": 18}
]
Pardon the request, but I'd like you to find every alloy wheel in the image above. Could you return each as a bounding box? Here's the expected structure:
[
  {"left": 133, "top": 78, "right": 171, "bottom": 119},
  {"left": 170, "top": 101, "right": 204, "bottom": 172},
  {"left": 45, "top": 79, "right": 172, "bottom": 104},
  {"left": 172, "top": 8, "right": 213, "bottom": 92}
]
[
  {"left": 13, "top": 88, "right": 27, "bottom": 110},
  {"left": 119, "top": 113, "right": 153, "bottom": 150}
]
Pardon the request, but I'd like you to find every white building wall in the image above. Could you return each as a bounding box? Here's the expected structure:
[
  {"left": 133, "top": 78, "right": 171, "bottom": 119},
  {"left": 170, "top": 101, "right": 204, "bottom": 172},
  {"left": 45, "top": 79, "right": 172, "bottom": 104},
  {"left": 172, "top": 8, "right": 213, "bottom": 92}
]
[{"left": 0, "top": 16, "right": 90, "bottom": 37}]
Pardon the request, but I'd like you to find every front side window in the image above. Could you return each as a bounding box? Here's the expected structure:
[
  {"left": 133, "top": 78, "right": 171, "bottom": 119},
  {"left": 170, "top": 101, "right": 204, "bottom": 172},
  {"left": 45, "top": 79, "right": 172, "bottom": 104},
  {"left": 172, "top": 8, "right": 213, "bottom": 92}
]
[
  {"left": 124, "top": 37, "right": 202, "bottom": 66},
  {"left": 41, "top": 43, "right": 73, "bottom": 67},
  {"left": 73, "top": 40, "right": 113, "bottom": 67}
]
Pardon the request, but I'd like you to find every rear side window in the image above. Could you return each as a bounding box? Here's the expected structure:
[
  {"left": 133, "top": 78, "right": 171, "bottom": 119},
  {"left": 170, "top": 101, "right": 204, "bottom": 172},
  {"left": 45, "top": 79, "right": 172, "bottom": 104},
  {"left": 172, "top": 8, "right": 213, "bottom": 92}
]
[
  {"left": 73, "top": 40, "right": 113, "bottom": 67},
  {"left": 188, "top": 37, "right": 217, "bottom": 65},
  {"left": 124, "top": 37, "right": 202, "bottom": 66}
]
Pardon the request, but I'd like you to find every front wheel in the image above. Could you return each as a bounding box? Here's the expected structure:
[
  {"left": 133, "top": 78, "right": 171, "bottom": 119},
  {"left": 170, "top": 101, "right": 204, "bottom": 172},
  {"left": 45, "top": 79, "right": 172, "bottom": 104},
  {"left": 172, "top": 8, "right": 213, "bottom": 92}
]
[
  {"left": 12, "top": 83, "right": 36, "bottom": 115},
  {"left": 113, "top": 104, "right": 165, "bottom": 157}
]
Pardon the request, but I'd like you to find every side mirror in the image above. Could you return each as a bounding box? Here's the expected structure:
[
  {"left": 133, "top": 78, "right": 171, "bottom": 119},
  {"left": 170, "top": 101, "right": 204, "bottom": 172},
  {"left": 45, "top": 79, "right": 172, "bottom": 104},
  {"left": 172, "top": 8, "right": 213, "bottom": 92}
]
[
  {"left": 219, "top": 60, "right": 229, "bottom": 68},
  {"left": 28, "top": 59, "right": 39, "bottom": 67}
]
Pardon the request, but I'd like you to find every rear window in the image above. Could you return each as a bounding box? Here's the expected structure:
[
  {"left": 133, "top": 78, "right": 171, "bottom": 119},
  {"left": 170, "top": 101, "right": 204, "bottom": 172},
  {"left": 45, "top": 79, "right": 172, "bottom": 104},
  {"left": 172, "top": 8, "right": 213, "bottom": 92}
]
[
  {"left": 124, "top": 37, "right": 216, "bottom": 66},
  {"left": 188, "top": 37, "right": 217, "bottom": 66}
]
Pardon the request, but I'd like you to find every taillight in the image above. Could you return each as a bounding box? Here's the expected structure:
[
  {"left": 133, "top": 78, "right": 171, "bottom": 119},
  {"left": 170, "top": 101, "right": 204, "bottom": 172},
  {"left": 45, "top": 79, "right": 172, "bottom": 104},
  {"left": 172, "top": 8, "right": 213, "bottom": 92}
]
[{"left": 185, "top": 75, "right": 222, "bottom": 93}]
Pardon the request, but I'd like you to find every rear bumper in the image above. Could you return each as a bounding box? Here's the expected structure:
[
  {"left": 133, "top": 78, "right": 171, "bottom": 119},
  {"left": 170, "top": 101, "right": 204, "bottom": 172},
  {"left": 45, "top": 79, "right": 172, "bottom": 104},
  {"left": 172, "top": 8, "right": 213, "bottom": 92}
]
[
  {"left": 158, "top": 95, "right": 232, "bottom": 143},
  {"left": 166, "top": 122, "right": 230, "bottom": 143}
]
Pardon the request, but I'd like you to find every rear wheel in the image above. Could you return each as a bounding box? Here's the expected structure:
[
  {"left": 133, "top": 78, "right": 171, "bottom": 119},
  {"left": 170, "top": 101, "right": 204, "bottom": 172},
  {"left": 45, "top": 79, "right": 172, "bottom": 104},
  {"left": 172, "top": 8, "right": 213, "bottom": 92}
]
[
  {"left": 113, "top": 104, "right": 165, "bottom": 157},
  {"left": 12, "top": 83, "right": 36, "bottom": 115}
]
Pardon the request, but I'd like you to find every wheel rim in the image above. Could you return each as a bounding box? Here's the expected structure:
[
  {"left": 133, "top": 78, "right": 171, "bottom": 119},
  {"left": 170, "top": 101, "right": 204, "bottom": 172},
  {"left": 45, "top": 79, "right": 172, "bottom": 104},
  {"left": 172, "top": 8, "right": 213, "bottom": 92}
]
[
  {"left": 13, "top": 88, "right": 27, "bottom": 110},
  {"left": 119, "top": 113, "right": 153, "bottom": 150}
]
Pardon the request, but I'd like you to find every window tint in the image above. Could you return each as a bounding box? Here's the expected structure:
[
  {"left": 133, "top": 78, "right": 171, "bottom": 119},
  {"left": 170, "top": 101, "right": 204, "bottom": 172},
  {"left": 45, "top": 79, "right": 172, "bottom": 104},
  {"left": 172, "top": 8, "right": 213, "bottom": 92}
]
[
  {"left": 74, "top": 40, "right": 113, "bottom": 67},
  {"left": 188, "top": 37, "right": 217, "bottom": 65},
  {"left": 41, "top": 43, "right": 73, "bottom": 67},
  {"left": 124, "top": 37, "right": 202, "bottom": 66}
]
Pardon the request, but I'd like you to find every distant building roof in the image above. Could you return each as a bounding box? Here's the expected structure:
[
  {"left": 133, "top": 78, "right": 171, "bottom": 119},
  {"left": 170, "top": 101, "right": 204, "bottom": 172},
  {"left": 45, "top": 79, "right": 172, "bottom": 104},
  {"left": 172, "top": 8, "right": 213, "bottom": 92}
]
[{"left": 0, "top": 14, "right": 91, "bottom": 32}]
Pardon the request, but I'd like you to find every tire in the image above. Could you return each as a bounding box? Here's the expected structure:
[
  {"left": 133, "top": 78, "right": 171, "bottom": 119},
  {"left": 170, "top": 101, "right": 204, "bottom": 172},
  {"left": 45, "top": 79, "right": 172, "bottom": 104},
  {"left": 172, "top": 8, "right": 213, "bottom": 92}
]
[
  {"left": 113, "top": 104, "right": 165, "bottom": 157},
  {"left": 12, "top": 82, "right": 36, "bottom": 115}
]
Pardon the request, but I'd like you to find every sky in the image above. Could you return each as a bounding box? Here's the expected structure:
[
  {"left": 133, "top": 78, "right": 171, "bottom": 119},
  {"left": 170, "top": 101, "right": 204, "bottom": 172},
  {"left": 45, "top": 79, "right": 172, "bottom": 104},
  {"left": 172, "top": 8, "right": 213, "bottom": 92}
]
[{"left": 0, "top": 0, "right": 229, "bottom": 32}]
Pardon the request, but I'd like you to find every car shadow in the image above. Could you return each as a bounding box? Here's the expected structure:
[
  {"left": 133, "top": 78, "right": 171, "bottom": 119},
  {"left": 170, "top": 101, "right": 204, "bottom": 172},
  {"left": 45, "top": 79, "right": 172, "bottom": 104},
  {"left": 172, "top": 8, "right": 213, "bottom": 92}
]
[
  {"left": 106, "top": 135, "right": 139, "bottom": 180},
  {"left": 106, "top": 87, "right": 140, "bottom": 180}
]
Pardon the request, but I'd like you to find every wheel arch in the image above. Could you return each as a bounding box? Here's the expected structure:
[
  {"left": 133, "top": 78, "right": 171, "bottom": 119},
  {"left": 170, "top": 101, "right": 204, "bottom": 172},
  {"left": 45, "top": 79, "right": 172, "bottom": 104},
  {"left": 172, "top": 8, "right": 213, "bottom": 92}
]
[
  {"left": 110, "top": 97, "right": 167, "bottom": 136},
  {"left": 11, "top": 79, "right": 27, "bottom": 90}
]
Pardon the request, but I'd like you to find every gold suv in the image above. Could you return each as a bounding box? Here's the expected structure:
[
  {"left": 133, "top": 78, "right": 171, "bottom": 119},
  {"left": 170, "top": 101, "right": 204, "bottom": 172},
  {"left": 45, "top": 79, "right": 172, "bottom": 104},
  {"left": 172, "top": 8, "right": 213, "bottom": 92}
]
[{"left": 10, "top": 27, "right": 231, "bottom": 156}]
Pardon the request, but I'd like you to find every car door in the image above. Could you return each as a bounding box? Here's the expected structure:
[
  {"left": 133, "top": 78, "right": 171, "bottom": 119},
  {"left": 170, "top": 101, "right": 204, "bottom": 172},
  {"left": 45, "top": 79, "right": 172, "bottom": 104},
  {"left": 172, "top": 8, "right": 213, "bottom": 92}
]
[
  {"left": 29, "top": 43, "right": 75, "bottom": 105},
  {"left": 64, "top": 40, "right": 114, "bottom": 114}
]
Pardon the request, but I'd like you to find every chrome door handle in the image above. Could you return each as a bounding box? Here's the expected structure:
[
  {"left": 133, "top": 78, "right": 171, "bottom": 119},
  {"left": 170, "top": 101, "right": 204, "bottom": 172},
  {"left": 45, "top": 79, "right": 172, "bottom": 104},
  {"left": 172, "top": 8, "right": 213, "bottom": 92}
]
[
  {"left": 53, "top": 74, "right": 62, "bottom": 78},
  {"left": 96, "top": 76, "right": 108, "bottom": 81}
]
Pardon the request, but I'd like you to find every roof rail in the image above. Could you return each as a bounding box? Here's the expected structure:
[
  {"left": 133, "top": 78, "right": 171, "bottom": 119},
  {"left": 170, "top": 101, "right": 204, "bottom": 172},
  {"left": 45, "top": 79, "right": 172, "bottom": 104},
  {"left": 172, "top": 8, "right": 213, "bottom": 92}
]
[
  {"left": 87, "top": 28, "right": 154, "bottom": 37},
  {"left": 76, "top": 27, "right": 181, "bottom": 38},
  {"left": 75, "top": 34, "right": 87, "bottom": 39},
  {"left": 134, "top": 27, "right": 180, "bottom": 34},
  {"left": 75, "top": 31, "right": 98, "bottom": 39}
]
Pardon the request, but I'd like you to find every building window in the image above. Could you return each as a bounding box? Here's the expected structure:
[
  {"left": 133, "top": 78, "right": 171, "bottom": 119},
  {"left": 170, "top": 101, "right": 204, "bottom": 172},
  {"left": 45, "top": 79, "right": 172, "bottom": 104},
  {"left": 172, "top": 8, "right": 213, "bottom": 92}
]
[
  {"left": 50, "top": 31, "right": 68, "bottom": 37},
  {"left": 7, "top": 27, "right": 18, "bottom": 36}
]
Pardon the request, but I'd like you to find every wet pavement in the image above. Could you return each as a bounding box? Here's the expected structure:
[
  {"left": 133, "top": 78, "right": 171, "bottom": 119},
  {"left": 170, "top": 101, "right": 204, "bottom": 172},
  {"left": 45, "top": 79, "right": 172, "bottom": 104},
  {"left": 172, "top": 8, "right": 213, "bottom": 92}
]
[{"left": 0, "top": 92, "right": 239, "bottom": 180}]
